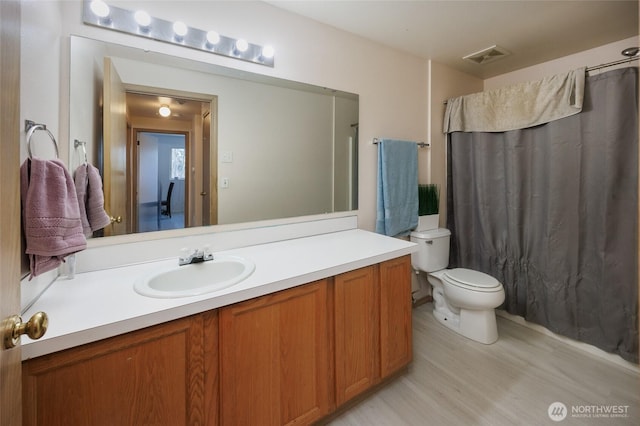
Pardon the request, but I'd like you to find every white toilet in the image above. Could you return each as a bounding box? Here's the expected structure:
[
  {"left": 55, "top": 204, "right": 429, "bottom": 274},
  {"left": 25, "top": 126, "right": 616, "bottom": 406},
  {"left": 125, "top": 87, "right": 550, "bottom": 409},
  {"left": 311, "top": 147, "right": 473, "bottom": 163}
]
[{"left": 410, "top": 228, "right": 505, "bottom": 344}]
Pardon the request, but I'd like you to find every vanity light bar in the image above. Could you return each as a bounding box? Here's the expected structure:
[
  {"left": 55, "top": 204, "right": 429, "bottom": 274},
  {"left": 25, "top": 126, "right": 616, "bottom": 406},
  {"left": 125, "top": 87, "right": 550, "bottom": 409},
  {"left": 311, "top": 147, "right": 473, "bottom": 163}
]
[{"left": 82, "top": 0, "right": 275, "bottom": 67}]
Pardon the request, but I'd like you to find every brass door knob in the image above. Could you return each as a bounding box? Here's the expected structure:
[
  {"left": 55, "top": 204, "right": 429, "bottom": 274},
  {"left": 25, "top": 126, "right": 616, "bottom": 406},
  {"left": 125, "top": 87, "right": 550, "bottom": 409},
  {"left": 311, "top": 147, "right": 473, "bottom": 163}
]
[
  {"left": 110, "top": 216, "right": 122, "bottom": 224},
  {"left": 2, "top": 311, "right": 48, "bottom": 349}
]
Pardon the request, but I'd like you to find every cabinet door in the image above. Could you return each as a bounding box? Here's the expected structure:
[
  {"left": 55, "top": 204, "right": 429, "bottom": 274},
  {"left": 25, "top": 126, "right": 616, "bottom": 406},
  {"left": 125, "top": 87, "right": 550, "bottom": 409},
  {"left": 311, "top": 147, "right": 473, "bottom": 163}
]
[
  {"left": 219, "top": 280, "right": 330, "bottom": 426},
  {"left": 334, "top": 265, "right": 380, "bottom": 405},
  {"left": 22, "top": 314, "right": 206, "bottom": 426},
  {"left": 380, "top": 255, "right": 413, "bottom": 378},
  {"left": 203, "top": 311, "right": 220, "bottom": 426}
]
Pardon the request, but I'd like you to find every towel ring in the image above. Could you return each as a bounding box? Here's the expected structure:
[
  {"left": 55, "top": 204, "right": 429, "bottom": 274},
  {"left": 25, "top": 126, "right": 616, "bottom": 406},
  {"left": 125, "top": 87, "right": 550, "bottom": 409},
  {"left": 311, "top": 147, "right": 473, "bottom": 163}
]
[{"left": 25, "top": 121, "right": 59, "bottom": 159}]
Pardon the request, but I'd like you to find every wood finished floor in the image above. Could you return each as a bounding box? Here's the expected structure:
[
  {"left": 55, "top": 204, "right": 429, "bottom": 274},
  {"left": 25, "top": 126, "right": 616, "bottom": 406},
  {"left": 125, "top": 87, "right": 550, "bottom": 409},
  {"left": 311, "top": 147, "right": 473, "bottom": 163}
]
[{"left": 328, "top": 303, "right": 639, "bottom": 426}]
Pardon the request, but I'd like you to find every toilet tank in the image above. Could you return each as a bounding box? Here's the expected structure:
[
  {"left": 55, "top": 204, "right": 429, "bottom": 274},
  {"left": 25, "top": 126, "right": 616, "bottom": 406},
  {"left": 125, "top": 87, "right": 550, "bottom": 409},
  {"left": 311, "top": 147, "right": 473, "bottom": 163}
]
[{"left": 410, "top": 228, "right": 451, "bottom": 272}]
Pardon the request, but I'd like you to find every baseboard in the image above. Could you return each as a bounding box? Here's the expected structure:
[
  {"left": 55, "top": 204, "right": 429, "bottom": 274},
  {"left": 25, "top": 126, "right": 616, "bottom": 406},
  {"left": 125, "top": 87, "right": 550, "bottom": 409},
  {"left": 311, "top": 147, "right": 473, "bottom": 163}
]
[
  {"left": 496, "top": 309, "right": 639, "bottom": 373},
  {"left": 412, "top": 294, "right": 432, "bottom": 307}
]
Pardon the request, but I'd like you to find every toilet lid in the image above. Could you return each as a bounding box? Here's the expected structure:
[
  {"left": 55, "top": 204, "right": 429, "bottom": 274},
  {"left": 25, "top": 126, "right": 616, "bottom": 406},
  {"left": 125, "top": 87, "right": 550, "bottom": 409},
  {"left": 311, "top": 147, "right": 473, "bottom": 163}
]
[{"left": 443, "top": 268, "right": 500, "bottom": 289}]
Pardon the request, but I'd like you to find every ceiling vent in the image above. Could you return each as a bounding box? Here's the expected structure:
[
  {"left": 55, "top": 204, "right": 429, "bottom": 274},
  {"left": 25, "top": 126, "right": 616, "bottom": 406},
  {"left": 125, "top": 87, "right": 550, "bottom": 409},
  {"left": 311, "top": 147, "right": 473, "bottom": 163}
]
[{"left": 463, "top": 45, "right": 511, "bottom": 65}]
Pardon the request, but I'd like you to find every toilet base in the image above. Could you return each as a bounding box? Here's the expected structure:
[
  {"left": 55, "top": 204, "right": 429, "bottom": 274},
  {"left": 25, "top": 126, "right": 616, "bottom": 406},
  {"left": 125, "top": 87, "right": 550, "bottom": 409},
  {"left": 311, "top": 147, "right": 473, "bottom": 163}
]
[{"left": 432, "top": 307, "right": 499, "bottom": 345}]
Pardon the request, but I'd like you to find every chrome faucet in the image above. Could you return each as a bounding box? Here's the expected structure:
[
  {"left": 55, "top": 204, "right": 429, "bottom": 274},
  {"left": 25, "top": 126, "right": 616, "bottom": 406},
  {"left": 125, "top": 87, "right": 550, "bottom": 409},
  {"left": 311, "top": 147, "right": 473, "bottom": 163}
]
[{"left": 179, "top": 246, "right": 214, "bottom": 266}]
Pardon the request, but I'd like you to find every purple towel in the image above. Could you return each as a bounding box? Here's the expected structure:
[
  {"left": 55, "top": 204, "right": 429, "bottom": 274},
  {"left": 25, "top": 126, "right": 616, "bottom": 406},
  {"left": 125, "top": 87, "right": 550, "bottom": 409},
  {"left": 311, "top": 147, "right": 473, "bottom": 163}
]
[
  {"left": 86, "top": 164, "right": 111, "bottom": 232},
  {"left": 73, "top": 164, "right": 91, "bottom": 236},
  {"left": 74, "top": 163, "right": 111, "bottom": 236},
  {"left": 21, "top": 158, "right": 87, "bottom": 278}
]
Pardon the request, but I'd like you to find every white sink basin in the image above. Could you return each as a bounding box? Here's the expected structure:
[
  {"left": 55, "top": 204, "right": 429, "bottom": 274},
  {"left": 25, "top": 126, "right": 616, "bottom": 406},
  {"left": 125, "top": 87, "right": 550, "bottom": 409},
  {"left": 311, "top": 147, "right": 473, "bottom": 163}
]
[{"left": 134, "top": 255, "right": 255, "bottom": 298}]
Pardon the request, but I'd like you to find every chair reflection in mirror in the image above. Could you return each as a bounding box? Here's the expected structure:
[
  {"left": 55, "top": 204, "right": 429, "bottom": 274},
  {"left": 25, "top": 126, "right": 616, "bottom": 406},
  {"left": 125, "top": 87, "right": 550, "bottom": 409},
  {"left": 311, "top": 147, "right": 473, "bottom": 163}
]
[{"left": 161, "top": 181, "right": 175, "bottom": 218}]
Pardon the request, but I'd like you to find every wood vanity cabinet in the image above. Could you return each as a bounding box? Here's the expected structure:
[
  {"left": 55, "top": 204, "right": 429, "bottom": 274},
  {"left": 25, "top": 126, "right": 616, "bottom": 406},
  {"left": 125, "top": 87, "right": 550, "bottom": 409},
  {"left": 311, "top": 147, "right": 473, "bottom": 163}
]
[
  {"left": 379, "top": 255, "right": 413, "bottom": 378},
  {"left": 22, "top": 312, "right": 215, "bottom": 426},
  {"left": 219, "top": 279, "right": 331, "bottom": 426},
  {"left": 334, "top": 265, "right": 380, "bottom": 405},
  {"left": 22, "top": 255, "right": 412, "bottom": 425},
  {"left": 333, "top": 255, "right": 413, "bottom": 405}
]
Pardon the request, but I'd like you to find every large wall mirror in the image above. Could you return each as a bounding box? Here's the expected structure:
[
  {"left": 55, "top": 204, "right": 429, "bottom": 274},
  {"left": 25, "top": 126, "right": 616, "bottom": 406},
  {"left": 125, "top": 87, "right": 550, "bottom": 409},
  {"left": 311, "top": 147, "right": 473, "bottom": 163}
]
[{"left": 69, "top": 36, "right": 359, "bottom": 239}]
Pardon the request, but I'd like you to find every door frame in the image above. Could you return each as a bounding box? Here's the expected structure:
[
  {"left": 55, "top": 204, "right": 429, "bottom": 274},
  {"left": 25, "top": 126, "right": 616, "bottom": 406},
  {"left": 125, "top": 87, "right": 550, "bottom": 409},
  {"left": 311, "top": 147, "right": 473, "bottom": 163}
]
[
  {"left": 123, "top": 85, "right": 217, "bottom": 230},
  {"left": 133, "top": 129, "right": 189, "bottom": 232},
  {"left": 0, "top": 1, "right": 23, "bottom": 424}
]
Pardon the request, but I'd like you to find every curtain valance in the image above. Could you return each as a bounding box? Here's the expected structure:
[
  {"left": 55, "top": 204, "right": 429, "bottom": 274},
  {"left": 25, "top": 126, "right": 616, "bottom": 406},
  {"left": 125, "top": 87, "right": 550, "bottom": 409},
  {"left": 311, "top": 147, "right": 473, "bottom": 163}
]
[{"left": 443, "top": 67, "right": 586, "bottom": 133}]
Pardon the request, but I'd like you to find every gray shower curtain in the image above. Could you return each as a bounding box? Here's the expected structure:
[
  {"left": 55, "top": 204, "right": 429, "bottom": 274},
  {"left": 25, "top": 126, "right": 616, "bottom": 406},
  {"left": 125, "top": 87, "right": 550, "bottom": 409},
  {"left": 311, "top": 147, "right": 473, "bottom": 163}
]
[{"left": 446, "top": 67, "right": 638, "bottom": 363}]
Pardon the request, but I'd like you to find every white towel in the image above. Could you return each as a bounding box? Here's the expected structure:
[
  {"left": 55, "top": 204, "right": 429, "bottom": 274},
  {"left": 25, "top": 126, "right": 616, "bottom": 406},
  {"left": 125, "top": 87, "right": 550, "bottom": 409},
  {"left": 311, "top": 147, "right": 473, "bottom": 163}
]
[{"left": 444, "top": 67, "right": 586, "bottom": 133}]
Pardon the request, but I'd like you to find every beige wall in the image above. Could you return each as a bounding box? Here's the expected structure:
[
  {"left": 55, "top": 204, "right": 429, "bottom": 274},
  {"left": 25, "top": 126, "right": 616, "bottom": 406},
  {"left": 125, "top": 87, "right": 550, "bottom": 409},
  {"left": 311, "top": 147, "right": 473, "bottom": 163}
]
[
  {"left": 20, "top": 0, "right": 63, "bottom": 162},
  {"left": 19, "top": 0, "right": 65, "bottom": 306},
  {"left": 428, "top": 61, "right": 483, "bottom": 224},
  {"left": 21, "top": 0, "right": 430, "bottom": 233},
  {"left": 18, "top": 1, "right": 636, "bottom": 305},
  {"left": 18, "top": 0, "right": 428, "bottom": 309},
  {"left": 19, "top": 0, "right": 637, "bottom": 232},
  {"left": 485, "top": 36, "right": 639, "bottom": 89}
]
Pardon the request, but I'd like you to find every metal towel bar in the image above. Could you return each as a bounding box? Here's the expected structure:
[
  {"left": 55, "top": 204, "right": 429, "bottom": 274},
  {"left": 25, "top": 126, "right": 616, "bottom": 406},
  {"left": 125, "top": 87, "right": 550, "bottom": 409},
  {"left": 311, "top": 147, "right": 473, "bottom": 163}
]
[{"left": 372, "top": 137, "right": 429, "bottom": 148}]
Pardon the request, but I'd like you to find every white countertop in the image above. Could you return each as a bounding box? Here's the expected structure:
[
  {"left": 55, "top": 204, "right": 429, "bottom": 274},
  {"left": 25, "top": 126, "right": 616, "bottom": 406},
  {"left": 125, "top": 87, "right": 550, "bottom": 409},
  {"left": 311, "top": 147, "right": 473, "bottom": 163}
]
[{"left": 22, "top": 229, "right": 416, "bottom": 360}]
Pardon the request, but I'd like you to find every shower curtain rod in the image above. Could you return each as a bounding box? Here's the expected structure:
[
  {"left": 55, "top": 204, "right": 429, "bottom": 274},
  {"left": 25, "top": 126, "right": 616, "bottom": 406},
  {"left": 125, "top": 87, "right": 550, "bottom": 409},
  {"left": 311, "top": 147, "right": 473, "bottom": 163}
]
[
  {"left": 586, "top": 55, "right": 638, "bottom": 72},
  {"left": 442, "top": 55, "right": 639, "bottom": 105}
]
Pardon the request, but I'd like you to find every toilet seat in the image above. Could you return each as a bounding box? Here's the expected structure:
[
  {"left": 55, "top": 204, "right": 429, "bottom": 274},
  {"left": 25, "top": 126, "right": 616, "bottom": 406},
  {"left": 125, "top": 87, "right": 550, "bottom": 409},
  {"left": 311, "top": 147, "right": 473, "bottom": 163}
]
[{"left": 443, "top": 268, "right": 502, "bottom": 292}]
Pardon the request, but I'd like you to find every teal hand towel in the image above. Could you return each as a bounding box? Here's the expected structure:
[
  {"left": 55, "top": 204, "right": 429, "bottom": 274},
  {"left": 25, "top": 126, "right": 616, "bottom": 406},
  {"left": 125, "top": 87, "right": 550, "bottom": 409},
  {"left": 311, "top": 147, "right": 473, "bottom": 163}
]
[{"left": 375, "top": 139, "right": 418, "bottom": 236}]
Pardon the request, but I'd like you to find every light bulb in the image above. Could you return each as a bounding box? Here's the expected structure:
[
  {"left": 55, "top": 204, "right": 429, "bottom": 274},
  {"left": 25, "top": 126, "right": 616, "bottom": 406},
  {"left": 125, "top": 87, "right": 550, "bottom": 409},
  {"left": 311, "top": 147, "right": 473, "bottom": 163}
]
[
  {"left": 206, "top": 31, "right": 220, "bottom": 45},
  {"left": 158, "top": 105, "right": 171, "bottom": 117},
  {"left": 134, "top": 10, "right": 151, "bottom": 27},
  {"left": 173, "top": 21, "right": 188, "bottom": 37},
  {"left": 90, "top": 0, "right": 110, "bottom": 18},
  {"left": 261, "top": 45, "right": 275, "bottom": 59},
  {"left": 235, "top": 39, "right": 248, "bottom": 53}
]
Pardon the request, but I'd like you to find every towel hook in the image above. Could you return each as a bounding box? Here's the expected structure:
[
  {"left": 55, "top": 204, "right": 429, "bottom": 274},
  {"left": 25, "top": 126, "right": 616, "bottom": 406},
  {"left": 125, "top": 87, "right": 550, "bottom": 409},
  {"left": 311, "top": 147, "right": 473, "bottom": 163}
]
[
  {"left": 25, "top": 120, "right": 59, "bottom": 159},
  {"left": 74, "top": 139, "right": 88, "bottom": 164}
]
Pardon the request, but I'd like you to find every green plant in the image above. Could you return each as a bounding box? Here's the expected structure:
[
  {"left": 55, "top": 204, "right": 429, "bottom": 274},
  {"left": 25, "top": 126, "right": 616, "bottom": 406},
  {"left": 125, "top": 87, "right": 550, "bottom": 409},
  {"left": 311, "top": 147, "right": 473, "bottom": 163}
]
[{"left": 418, "top": 184, "right": 440, "bottom": 215}]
